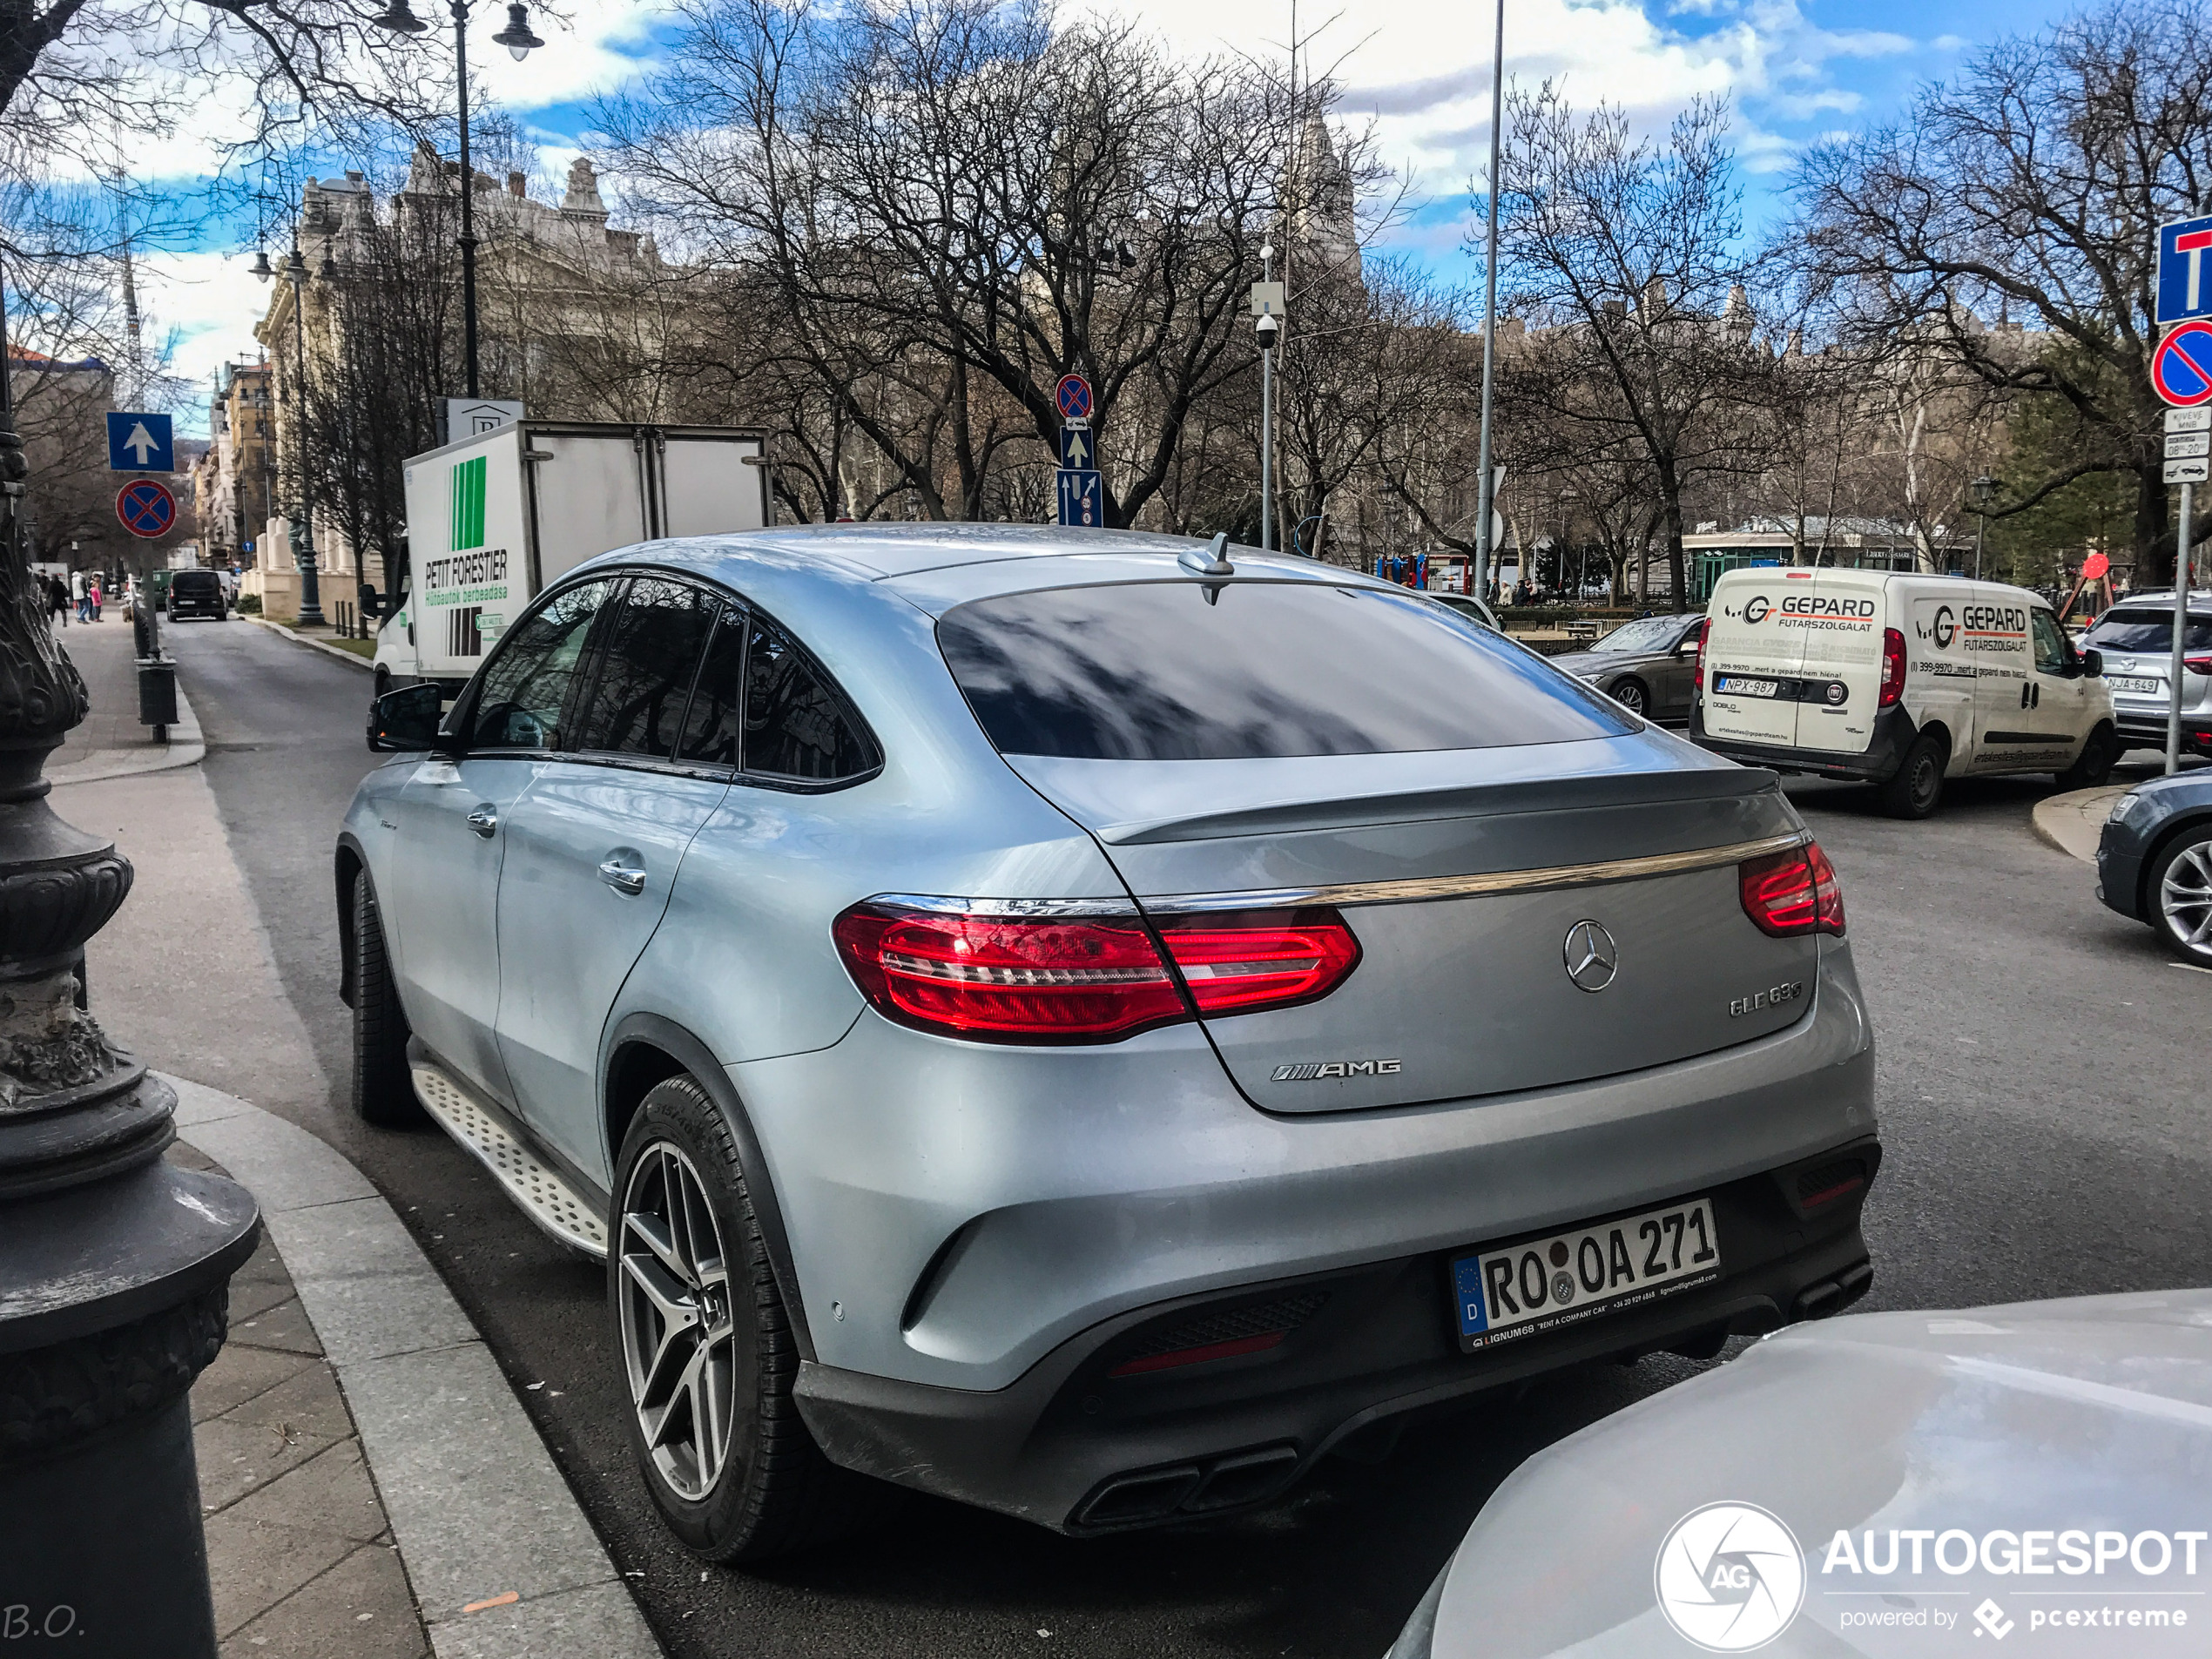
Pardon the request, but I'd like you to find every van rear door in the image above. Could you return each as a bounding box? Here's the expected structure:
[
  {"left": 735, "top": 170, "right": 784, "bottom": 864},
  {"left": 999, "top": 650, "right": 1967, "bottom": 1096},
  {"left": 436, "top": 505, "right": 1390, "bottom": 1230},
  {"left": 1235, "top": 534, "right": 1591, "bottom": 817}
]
[
  {"left": 1784, "top": 572, "right": 1887, "bottom": 756},
  {"left": 1703, "top": 571, "right": 1810, "bottom": 749}
]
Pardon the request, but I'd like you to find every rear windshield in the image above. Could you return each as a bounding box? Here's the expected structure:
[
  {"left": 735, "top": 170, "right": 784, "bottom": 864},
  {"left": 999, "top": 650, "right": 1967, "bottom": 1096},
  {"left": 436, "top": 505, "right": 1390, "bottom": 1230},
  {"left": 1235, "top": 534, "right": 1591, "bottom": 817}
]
[
  {"left": 2085, "top": 609, "right": 2212, "bottom": 655},
  {"left": 936, "top": 580, "right": 1634, "bottom": 760},
  {"left": 172, "top": 572, "right": 219, "bottom": 593}
]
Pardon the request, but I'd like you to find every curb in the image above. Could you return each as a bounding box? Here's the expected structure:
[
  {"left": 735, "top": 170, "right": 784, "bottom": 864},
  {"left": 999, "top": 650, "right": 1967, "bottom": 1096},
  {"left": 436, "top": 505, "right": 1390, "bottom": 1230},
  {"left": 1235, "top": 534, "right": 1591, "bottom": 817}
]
[
  {"left": 248, "top": 613, "right": 377, "bottom": 671},
  {"left": 48, "top": 680, "right": 206, "bottom": 787},
  {"left": 166, "top": 1074, "right": 662, "bottom": 1659},
  {"left": 2031, "top": 785, "right": 2128, "bottom": 865}
]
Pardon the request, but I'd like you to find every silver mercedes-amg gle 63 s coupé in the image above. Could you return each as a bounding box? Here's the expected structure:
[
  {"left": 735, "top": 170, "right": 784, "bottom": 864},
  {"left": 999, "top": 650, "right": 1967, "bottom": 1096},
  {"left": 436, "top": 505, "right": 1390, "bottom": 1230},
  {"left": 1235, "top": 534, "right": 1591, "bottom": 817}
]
[{"left": 339, "top": 525, "right": 1879, "bottom": 1561}]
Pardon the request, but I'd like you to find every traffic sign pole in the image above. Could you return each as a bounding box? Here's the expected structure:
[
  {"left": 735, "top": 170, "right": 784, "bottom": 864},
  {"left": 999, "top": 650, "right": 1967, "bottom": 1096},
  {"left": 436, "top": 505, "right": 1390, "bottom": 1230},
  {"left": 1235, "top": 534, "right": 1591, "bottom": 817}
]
[{"left": 2173, "top": 482, "right": 2193, "bottom": 775}]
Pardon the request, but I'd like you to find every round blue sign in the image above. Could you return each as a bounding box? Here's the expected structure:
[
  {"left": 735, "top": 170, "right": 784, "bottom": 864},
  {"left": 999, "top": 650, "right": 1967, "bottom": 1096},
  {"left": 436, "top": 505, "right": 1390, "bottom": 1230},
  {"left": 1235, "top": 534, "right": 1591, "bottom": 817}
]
[
  {"left": 2153, "top": 320, "right": 2212, "bottom": 408},
  {"left": 117, "top": 477, "right": 177, "bottom": 539}
]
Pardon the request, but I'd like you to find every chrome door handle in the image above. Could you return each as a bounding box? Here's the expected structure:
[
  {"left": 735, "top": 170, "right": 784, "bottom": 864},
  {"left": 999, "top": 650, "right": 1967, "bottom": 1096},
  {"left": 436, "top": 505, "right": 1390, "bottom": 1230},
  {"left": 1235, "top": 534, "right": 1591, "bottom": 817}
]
[
  {"left": 466, "top": 806, "right": 497, "bottom": 839},
  {"left": 598, "top": 856, "right": 646, "bottom": 896}
]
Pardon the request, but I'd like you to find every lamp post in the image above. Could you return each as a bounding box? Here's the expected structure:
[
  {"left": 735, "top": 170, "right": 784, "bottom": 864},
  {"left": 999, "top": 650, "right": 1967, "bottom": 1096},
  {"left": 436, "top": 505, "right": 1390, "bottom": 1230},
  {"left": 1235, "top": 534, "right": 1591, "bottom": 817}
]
[
  {"left": 1473, "top": 0, "right": 1506, "bottom": 603},
  {"left": 373, "top": 0, "right": 544, "bottom": 399},
  {"left": 1971, "top": 475, "right": 1996, "bottom": 582},
  {"left": 0, "top": 254, "right": 260, "bottom": 1659},
  {"left": 262, "top": 246, "right": 325, "bottom": 625},
  {"left": 1256, "top": 242, "right": 1279, "bottom": 552}
]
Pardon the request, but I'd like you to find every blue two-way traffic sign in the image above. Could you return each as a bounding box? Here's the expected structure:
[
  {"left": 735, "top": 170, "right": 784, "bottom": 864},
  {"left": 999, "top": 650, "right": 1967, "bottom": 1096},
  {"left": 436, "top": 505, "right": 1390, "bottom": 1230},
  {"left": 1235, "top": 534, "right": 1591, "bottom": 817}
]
[
  {"left": 2160, "top": 217, "right": 2212, "bottom": 326},
  {"left": 105, "top": 410, "right": 173, "bottom": 472},
  {"left": 1056, "top": 468, "right": 1103, "bottom": 528},
  {"left": 2153, "top": 320, "right": 2212, "bottom": 408}
]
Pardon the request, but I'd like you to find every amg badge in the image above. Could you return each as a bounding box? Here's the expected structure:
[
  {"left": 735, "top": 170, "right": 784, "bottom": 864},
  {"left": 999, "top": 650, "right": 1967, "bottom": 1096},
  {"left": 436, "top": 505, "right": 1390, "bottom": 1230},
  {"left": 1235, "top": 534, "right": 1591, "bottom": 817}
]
[{"left": 1272, "top": 1059, "right": 1402, "bottom": 1082}]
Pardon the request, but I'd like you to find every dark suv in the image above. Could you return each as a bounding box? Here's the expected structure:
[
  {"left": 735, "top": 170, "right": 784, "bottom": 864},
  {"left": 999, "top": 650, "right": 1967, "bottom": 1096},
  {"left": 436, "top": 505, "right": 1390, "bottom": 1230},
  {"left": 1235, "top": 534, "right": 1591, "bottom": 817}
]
[{"left": 166, "top": 570, "right": 228, "bottom": 622}]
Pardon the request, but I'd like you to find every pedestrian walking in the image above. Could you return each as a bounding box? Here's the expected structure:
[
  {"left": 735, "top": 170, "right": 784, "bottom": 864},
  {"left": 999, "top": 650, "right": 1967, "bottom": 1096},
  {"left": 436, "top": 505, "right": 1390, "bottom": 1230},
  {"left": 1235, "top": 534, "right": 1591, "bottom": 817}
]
[
  {"left": 71, "top": 570, "right": 87, "bottom": 624},
  {"left": 46, "top": 575, "right": 67, "bottom": 628},
  {"left": 89, "top": 576, "right": 102, "bottom": 622}
]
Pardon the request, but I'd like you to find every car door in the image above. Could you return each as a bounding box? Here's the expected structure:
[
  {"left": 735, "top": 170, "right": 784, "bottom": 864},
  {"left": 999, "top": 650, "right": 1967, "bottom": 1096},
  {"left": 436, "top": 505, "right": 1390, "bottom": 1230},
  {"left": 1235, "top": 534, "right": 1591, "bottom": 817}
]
[
  {"left": 1655, "top": 617, "right": 1703, "bottom": 722},
  {"left": 383, "top": 577, "right": 616, "bottom": 1104},
  {"left": 2027, "top": 606, "right": 2099, "bottom": 757},
  {"left": 492, "top": 575, "right": 729, "bottom": 1180}
]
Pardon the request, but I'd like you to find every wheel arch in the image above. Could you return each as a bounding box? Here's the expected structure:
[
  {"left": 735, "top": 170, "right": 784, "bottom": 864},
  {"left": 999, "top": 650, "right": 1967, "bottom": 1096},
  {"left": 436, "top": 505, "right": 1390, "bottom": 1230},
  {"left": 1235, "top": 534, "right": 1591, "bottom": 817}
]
[
  {"left": 601, "top": 1013, "right": 816, "bottom": 1363},
  {"left": 2135, "top": 810, "right": 2212, "bottom": 921},
  {"left": 334, "top": 833, "right": 368, "bottom": 1009},
  {"left": 1914, "top": 719, "right": 1957, "bottom": 773}
]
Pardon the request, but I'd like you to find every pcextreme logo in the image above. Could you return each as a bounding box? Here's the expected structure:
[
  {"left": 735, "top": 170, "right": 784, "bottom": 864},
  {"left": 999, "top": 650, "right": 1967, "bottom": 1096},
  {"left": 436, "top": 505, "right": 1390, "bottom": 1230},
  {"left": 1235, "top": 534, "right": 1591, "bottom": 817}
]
[{"left": 449, "top": 455, "right": 488, "bottom": 553}]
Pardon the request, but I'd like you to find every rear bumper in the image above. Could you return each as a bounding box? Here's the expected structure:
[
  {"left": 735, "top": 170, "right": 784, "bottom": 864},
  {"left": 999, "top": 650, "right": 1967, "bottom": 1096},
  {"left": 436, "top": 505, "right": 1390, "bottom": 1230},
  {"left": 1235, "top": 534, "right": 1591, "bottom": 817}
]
[
  {"left": 740, "top": 941, "right": 1878, "bottom": 1529},
  {"left": 2114, "top": 708, "right": 2212, "bottom": 753},
  {"left": 795, "top": 1139, "right": 1880, "bottom": 1533},
  {"left": 1689, "top": 701, "right": 1916, "bottom": 782}
]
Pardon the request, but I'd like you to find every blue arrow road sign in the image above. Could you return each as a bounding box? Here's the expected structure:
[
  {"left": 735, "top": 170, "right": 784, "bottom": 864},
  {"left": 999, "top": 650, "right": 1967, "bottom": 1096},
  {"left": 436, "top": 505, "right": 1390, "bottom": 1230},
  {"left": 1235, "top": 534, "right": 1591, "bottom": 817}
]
[
  {"left": 1057, "top": 427, "right": 1095, "bottom": 469},
  {"left": 2160, "top": 216, "right": 2212, "bottom": 325},
  {"left": 106, "top": 410, "right": 173, "bottom": 472},
  {"left": 1056, "top": 468, "right": 1103, "bottom": 528}
]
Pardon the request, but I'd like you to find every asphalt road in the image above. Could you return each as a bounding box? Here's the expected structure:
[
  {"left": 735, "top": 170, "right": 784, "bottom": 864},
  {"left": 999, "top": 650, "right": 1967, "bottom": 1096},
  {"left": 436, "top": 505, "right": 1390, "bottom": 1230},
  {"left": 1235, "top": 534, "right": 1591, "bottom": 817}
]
[{"left": 164, "top": 616, "right": 2212, "bottom": 1659}]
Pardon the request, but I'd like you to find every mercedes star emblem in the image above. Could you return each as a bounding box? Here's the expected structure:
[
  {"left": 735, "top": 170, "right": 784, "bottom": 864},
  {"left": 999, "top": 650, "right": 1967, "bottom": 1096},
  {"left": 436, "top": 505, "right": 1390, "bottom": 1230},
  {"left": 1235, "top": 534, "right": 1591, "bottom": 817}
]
[{"left": 1562, "top": 920, "right": 1619, "bottom": 992}]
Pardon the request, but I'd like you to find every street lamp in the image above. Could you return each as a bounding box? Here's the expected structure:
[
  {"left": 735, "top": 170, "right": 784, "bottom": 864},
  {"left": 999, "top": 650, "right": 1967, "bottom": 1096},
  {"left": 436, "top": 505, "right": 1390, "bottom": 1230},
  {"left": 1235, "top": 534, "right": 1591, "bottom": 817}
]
[
  {"left": 0, "top": 247, "right": 259, "bottom": 1659},
  {"left": 1971, "top": 475, "right": 1997, "bottom": 582},
  {"left": 283, "top": 245, "right": 326, "bottom": 625},
  {"left": 374, "top": 0, "right": 546, "bottom": 400},
  {"left": 1256, "top": 242, "right": 1279, "bottom": 553}
]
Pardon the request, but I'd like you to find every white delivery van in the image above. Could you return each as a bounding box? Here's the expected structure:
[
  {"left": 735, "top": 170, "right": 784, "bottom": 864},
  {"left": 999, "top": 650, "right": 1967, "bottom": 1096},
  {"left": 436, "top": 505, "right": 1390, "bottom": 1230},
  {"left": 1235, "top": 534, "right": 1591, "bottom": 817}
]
[
  {"left": 1689, "top": 569, "right": 2120, "bottom": 818},
  {"left": 374, "top": 421, "right": 770, "bottom": 692}
]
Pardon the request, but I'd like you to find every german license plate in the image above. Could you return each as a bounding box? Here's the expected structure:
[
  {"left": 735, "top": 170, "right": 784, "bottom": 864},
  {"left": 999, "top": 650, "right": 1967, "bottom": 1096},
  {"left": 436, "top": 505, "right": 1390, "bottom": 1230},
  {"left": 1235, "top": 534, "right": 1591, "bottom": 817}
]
[
  {"left": 2107, "top": 676, "right": 2161, "bottom": 695},
  {"left": 1452, "top": 1198, "right": 1722, "bottom": 1352},
  {"left": 1716, "top": 676, "right": 1779, "bottom": 698}
]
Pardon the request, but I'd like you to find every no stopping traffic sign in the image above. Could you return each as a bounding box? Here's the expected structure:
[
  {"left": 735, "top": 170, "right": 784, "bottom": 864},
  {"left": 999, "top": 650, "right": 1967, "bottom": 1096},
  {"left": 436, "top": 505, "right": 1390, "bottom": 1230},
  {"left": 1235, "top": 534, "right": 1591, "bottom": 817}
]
[
  {"left": 116, "top": 477, "right": 176, "bottom": 539},
  {"left": 2152, "top": 320, "right": 2212, "bottom": 408}
]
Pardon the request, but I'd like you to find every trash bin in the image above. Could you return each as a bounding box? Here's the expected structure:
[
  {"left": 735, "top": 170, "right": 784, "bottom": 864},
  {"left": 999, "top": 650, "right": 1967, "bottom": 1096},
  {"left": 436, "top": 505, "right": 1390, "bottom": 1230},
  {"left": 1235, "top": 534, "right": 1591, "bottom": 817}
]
[{"left": 136, "top": 658, "right": 177, "bottom": 732}]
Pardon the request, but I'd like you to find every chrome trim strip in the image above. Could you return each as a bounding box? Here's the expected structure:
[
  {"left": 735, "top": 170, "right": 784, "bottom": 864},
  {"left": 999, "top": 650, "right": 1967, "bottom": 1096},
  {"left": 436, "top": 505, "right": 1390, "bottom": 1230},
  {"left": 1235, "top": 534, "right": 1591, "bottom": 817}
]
[
  {"left": 1140, "top": 832, "right": 1811, "bottom": 913},
  {"left": 867, "top": 893, "right": 1143, "bottom": 919}
]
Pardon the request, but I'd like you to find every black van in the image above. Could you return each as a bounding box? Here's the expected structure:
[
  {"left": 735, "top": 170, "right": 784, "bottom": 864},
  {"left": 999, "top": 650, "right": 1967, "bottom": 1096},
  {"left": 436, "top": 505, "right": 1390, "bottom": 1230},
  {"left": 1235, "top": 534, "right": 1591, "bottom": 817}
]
[{"left": 167, "top": 570, "right": 228, "bottom": 622}]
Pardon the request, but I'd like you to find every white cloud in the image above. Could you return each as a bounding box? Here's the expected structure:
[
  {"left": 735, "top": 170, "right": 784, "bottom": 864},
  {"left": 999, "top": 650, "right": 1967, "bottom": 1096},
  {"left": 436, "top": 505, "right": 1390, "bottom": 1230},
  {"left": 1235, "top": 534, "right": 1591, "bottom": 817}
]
[{"left": 134, "top": 250, "right": 276, "bottom": 435}]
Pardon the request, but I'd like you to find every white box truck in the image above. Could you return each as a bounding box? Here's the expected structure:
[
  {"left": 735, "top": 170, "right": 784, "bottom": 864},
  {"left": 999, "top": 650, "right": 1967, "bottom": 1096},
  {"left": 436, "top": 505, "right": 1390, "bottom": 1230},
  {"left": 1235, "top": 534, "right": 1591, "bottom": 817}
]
[{"left": 373, "top": 421, "right": 771, "bottom": 691}]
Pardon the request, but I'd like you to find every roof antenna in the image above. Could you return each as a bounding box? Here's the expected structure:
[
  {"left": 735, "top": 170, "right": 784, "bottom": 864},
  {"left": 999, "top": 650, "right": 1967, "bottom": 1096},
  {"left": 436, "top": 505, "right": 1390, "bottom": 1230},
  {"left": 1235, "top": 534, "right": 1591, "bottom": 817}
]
[{"left": 1178, "top": 532, "right": 1236, "bottom": 603}]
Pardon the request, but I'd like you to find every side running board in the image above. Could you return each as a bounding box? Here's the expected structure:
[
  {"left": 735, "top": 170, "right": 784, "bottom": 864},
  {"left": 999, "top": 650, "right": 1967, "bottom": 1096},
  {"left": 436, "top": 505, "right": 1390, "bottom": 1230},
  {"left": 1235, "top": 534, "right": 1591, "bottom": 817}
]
[{"left": 411, "top": 1062, "right": 609, "bottom": 1259}]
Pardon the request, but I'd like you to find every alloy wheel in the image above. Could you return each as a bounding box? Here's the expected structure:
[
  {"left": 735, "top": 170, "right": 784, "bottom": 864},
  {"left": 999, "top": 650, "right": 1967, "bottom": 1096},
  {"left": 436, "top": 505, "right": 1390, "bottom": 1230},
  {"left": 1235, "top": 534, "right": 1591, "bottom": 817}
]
[
  {"left": 1612, "top": 681, "right": 1646, "bottom": 715},
  {"left": 617, "top": 1142, "right": 739, "bottom": 1502},
  {"left": 2159, "top": 840, "right": 2212, "bottom": 960}
]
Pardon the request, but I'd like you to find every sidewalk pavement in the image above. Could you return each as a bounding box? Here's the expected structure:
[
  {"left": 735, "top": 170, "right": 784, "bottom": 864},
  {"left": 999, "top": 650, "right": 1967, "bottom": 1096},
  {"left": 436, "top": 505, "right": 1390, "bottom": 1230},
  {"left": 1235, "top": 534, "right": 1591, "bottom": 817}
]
[
  {"left": 46, "top": 610, "right": 206, "bottom": 785},
  {"left": 2032, "top": 784, "right": 2130, "bottom": 864},
  {"left": 50, "top": 639, "right": 660, "bottom": 1657}
]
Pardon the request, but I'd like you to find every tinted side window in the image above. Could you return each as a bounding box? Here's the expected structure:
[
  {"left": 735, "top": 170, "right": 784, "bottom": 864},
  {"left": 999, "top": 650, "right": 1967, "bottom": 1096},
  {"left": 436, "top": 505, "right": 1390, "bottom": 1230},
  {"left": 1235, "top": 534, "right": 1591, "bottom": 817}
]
[
  {"left": 572, "top": 577, "right": 717, "bottom": 759},
  {"left": 676, "top": 604, "right": 746, "bottom": 766},
  {"left": 744, "top": 615, "right": 878, "bottom": 780},
  {"left": 937, "top": 581, "right": 1632, "bottom": 760},
  {"left": 470, "top": 579, "right": 613, "bottom": 751}
]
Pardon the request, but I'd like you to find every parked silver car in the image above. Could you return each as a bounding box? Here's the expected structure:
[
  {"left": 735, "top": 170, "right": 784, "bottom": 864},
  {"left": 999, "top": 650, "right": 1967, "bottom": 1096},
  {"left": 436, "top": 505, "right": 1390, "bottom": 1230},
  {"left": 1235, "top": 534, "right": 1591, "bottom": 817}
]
[
  {"left": 2080, "top": 592, "right": 2212, "bottom": 759},
  {"left": 338, "top": 526, "right": 1879, "bottom": 1561}
]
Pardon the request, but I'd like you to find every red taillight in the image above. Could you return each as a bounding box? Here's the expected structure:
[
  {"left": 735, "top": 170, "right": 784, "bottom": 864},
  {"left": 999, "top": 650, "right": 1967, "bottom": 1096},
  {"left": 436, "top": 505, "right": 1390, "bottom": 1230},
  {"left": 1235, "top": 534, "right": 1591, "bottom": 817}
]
[
  {"left": 831, "top": 901, "right": 1359, "bottom": 1043},
  {"left": 1878, "top": 628, "right": 1906, "bottom": 707},
  {"left": 1155, "top": 909, "right": 1361, "bottom": 1016},
  {"left": 1738, "top": 841, "right": 1845, "bottom": 937},
  {"left": 1693, "top": 615, "right": 1711, "bottom": 687},
  {"left": 2185, "top": 654, "right": 2212, "bottom": 677}
]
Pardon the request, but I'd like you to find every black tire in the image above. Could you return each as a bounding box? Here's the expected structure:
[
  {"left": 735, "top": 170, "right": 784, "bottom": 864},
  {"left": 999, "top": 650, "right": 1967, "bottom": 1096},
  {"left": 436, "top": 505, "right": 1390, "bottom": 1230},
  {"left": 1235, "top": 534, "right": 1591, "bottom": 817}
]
[
  {"left": 2056, "top": 720, "right": 2121, "bottom": 790},
  {"left": 2146, "top": 829, "right": 2212, "bottom": 965},
  {"left": 1878, "top": 731, "right": 1947, "bottom": 819},
  {"left": 1608, "top": 678, "right": 1649, "bottom": 718},
  {"left": 373, "top": 663, "right": 393, "bottom": 699},
  {"left": 350, "top": 873, "right": 423, "bottom": 1126},
  {"left": 610, "top": 1077, "right": 879, "bottom": 1562}
]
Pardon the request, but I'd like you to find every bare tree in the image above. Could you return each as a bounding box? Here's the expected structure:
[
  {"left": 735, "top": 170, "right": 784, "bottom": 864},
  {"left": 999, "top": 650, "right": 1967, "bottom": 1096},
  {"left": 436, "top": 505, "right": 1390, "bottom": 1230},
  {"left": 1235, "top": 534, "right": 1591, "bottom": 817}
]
[
  {"left": 1788, "top": 1, "right": 2212, "bottom": 583},
  {"left": 1483, "top": 87, "right": 1774, "bottom": 609}
]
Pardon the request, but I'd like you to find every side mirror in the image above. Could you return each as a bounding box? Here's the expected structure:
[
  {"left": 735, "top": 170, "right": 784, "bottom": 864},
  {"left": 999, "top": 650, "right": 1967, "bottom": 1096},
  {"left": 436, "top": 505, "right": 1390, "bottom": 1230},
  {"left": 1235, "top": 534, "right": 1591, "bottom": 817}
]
[
  {"left": 2080, "top": 647, "right": 2102, "bottom": 678},
  {"left": 367, "top": 684, "right": 446, "bottom": 752}
]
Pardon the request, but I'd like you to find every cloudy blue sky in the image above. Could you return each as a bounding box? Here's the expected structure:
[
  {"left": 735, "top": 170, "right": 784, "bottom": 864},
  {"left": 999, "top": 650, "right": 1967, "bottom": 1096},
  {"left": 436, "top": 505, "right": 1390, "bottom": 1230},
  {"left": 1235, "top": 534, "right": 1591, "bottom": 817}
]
[{"left": 134, "top": 0, "right": 2067, "bottom": 432}]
